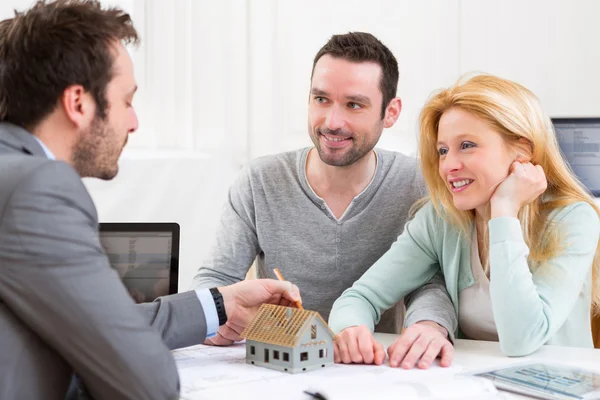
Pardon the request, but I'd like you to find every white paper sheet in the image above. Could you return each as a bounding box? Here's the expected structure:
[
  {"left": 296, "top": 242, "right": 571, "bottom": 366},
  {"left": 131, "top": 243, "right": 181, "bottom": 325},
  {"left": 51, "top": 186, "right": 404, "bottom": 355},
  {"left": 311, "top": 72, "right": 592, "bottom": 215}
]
[{"left": 174, "top": 344, "right": 505, "bottom": 400}]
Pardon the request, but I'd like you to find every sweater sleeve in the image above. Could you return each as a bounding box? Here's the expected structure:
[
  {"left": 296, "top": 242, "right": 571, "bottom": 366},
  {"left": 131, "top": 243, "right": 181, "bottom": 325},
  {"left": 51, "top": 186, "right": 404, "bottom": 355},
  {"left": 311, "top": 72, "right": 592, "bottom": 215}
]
[
  {"left": 191, "top": 165, "right": 260, "bottom": 288},
  {"left": 489, "top": 202, "right": 600, "bottom": 356},
  {"left": 404, "top": 271, "right": 458, "bottom": 343},
  {"left": 329, "top": 203, "right": 442, "bottom": 334}
]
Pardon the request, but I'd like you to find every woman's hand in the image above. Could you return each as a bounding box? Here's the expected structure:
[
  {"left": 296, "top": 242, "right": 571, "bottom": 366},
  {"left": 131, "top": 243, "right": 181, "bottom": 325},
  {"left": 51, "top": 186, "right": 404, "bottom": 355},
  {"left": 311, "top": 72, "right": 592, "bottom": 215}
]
[{"left": 490, "top": 161, "right": 547, "bottom": 218}]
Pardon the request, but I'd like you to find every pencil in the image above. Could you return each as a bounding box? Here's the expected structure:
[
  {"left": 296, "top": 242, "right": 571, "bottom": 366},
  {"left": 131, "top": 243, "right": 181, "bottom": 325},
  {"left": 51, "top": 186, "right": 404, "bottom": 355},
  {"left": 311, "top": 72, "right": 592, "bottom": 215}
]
[{"left": 273, "top": 268, "right": 304, "bottom": 310}]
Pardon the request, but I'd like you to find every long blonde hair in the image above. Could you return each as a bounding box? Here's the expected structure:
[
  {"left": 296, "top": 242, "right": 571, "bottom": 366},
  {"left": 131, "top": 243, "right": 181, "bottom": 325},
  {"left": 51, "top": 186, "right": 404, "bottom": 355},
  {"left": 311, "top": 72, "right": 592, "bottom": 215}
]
[{"left": 418, "top": 74, "right": 600, "bottom": 313}]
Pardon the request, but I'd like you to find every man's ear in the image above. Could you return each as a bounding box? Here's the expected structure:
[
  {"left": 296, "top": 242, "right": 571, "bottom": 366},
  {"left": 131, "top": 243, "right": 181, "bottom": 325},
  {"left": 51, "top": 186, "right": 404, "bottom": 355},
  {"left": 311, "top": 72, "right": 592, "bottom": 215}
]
[
  {"left": 383, "top": 97, "right": 402, "bottom": 129},
  {"left": 60, "top": 85, "right": 95, "bottom": 128}
]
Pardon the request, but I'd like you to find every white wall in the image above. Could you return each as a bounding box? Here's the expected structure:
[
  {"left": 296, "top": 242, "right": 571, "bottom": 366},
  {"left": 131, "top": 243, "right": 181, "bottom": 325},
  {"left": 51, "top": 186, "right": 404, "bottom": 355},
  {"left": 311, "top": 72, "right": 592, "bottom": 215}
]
[
  {"left": 460, "top": 0, "right": 600, "bottom": 117},
  {"left": 2, "top": 0, "right": 599, "bottom": 288},
  {"left": 247, "top": 0, "right": 461, "bottom": 158},
  {"left": 83, "top": 156, "right": 238, "bottom": 287}
]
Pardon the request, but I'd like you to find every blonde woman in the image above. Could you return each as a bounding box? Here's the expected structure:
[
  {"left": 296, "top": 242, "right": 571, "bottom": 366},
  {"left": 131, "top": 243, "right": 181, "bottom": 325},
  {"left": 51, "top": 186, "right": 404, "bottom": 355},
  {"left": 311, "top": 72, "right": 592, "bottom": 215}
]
[{"left": 329, "top": 74, "right": 600, "bottom": 369}]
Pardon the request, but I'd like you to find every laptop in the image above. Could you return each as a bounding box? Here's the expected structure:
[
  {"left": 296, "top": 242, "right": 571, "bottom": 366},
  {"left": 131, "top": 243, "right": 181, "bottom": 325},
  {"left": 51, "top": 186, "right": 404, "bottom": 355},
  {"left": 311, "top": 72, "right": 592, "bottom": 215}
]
[
  {"left": 98, "top": 222, "right": 180, "bottom": 303},
  {"left": 553, "top": 117, "right": 600, "bottom": 197}
]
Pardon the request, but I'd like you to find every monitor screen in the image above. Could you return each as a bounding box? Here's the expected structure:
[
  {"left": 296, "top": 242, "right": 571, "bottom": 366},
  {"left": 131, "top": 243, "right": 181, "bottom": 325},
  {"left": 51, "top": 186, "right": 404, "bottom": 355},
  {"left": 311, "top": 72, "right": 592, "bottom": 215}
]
[
  {"left": 99, "top": 223, "right": 179, "bottom": 303},
  {"left": 553, "top": 118, "right": 600, "bottom": 197}
]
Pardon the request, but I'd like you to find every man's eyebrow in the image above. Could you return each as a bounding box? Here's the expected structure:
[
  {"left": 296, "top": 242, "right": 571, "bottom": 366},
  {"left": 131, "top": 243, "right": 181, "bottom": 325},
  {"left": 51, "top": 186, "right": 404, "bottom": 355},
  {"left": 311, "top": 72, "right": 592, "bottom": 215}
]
[
  {"left": 311, "top": 88, "right": 328, "bottom": 97},
  {"left": 310, "top": 89, "right": 371, "bottom": 105},
  {"left": 346, "top": 94, "right": 371, "bottom": 106}
]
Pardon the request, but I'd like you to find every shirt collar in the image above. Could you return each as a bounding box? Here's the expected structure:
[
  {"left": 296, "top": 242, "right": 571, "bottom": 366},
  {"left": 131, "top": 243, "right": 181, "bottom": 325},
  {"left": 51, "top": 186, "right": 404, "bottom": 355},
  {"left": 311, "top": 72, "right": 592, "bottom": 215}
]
[{"left": 33, "top": 136, "right": 56, "bottom": 160}]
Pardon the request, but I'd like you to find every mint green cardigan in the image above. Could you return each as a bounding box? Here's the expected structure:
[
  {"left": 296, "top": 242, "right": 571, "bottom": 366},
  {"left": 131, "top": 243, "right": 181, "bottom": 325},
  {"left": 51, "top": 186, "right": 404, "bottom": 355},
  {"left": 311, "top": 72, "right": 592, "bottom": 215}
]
[{"left": 329, "top": 201, "right": 599, "bottom": 356}]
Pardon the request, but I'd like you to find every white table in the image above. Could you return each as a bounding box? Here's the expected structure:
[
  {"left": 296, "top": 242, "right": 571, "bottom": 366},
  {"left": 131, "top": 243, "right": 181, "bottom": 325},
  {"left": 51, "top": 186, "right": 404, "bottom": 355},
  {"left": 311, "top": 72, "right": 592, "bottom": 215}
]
[
  {"left": 176, "top": 334, "right": 600, "bottom": 400},
  {"left": 376, "top": 333, "right": 600, "bottom": 399}
]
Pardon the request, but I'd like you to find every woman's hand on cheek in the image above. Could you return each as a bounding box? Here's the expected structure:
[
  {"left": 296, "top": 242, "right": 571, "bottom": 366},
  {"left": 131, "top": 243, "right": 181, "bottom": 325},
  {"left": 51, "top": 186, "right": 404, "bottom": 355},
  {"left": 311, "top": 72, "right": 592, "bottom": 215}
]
[{"left": 490, "top": 161, "right": 547, "bottom": 218}]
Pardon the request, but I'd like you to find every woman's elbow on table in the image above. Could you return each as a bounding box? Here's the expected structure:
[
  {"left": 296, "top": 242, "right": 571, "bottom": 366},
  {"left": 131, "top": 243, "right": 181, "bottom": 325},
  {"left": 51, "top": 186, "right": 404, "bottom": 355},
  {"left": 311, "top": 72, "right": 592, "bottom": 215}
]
[{"left": 498, "top": 331, "right": 547, "bottom": 357}]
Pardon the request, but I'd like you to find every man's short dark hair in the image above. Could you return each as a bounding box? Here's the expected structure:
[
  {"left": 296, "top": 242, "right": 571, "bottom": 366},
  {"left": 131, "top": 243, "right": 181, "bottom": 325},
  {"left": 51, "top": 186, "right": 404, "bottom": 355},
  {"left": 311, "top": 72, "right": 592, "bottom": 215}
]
[
  {"left": 0, "top": 0, "right": 139, "bottom": 129},
  {"left": 311, "top": 32, "right": 399, "bottom": 119}
]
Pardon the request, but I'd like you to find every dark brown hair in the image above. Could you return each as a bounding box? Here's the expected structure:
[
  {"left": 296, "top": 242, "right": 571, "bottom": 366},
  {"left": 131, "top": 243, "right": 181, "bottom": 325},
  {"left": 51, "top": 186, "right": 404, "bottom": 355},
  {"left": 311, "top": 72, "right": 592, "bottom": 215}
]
[
  {"left": 311, "top": 32, "right": 399, "bottom": 119},
  {"left": 0, "top": 0, "right": 139, "bottom": 129}
]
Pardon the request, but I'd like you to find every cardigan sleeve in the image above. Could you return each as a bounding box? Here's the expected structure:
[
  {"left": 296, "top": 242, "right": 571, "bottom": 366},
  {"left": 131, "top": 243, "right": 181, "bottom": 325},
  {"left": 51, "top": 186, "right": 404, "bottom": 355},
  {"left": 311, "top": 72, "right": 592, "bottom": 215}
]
[
  {"left": 328, "top": 202, "right": 442, "bottom": 334},
  {"left": 489, "top": 202, "right": 600, "bottom": 356}
]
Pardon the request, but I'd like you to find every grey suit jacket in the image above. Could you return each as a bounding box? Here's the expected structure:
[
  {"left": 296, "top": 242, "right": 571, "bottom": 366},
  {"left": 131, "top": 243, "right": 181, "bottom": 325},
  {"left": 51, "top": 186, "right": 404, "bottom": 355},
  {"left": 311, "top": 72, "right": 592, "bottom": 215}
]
[{"left": 0, "top": 122, "right": 207, "bottom": 400}]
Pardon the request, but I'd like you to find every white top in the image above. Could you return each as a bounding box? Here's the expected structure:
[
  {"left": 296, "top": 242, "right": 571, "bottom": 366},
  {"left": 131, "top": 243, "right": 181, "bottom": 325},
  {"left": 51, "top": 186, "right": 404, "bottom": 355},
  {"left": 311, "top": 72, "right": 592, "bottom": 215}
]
[{"left": 458, "top": 228, "right": 499, "bottom": 341}]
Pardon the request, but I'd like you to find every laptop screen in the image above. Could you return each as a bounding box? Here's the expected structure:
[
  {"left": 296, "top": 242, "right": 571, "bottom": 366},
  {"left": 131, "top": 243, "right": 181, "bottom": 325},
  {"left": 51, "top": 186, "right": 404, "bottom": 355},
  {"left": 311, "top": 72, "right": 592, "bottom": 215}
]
[
  {"left": 553, "top": 118, "right": 600, "bottom": 196},
  {"left": 98, "top": 223, "right": 180, "bottom": 303}
]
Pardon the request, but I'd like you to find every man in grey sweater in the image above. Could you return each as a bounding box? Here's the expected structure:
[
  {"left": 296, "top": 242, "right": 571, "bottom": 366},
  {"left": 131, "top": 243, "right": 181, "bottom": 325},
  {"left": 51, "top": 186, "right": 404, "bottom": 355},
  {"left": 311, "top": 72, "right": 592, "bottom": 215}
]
[{"left": 193, "top": 32, "right": 457, "bottom": 368}]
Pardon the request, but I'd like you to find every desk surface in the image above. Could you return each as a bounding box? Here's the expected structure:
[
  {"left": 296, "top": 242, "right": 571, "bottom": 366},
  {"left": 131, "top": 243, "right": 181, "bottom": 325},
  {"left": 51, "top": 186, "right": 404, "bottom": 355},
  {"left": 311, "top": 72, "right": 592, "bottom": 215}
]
[
  {"left": 377, "top": 333, "right": 600, "bottom": 367},
  {"left": 176, "top": 334, "right": 600, "bottom": 400},
  {"left": 376, "top": 333, "right": 600, "bottom": 399}
]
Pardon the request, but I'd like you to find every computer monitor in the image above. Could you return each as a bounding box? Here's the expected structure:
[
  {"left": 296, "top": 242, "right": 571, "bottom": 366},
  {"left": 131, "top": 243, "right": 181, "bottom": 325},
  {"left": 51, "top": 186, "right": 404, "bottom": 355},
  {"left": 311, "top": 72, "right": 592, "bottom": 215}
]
[
  {"left": 98, "top": 222, "right": 180, "bottom": 303},
  {"left": 553, "top": 118, "right": 600, "bottom": 197}
]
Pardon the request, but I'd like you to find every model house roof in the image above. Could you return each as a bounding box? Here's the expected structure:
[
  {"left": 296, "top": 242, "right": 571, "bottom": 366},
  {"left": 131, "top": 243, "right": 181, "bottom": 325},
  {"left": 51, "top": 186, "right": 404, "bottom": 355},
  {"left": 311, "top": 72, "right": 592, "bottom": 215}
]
[{"left": 241, "top": 304, "right": 336, "bottom": 348}]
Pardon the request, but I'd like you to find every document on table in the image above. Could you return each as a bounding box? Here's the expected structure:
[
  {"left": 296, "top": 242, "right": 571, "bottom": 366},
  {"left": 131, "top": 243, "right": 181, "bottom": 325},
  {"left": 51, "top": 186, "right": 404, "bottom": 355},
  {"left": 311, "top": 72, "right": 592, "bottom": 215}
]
[
  {"left": 173, "top": 344, "right": 505, "bottom": 400},
  {"left": 471, "top": 362, "right": 600, "bottom": 400}
]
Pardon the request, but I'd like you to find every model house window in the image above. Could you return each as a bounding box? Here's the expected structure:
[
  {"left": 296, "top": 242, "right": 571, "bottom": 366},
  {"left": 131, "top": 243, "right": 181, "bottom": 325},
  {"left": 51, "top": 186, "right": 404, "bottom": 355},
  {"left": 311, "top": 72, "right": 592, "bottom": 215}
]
[
  {"left": 250, "top": 345, "right": 255, "bottom": 355},
  {"left": 319, "top": 349, "right": 327, "bottom": 358},
  {"left": 283, "top": 352, "right": 289, "bottom": 362},
  {"left": 311, "top": 324, "right": 317, "bottom": 339},
  {"left": 301, "top": 352, "right": 308, "bottom": 361},
  {"left": 264, "top": 349, "right": 269, "bottom": 363},
  {"left": 273, "top": 350, "right": 280, "bottom": 360}
]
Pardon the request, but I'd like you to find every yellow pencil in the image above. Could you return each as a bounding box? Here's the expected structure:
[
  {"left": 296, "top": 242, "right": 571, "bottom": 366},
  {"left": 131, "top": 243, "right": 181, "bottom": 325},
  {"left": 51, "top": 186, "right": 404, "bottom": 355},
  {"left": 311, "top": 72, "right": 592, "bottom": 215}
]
[{"left": 273, "top": 268, "right": 304, "bottom": 310}]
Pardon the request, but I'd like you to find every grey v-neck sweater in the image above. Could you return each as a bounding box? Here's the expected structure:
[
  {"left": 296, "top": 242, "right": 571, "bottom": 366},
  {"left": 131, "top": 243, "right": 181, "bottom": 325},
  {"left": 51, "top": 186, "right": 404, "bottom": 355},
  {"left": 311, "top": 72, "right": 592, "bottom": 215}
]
[{"left": 193, "top": 147, "right": 456, "bottom": 334}]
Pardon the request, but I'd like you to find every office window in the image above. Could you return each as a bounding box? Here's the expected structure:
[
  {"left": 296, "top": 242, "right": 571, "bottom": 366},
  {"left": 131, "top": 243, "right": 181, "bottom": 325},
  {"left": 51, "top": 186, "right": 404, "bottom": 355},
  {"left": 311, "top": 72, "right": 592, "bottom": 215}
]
[
  {"left": 311, "top": 324, "right": 317, "bottom": 339},
  {"left": 301, "top": 352, "right": 308, "bottom": 361},
  {"left": 283, "top": 352, "right": 289, "bottom": 362},
  {"left": 274, "top": 350, "right": 280, "bottom": 360},
  {"left": 250, "top": 345, "right": 255, "bottom": 355}
]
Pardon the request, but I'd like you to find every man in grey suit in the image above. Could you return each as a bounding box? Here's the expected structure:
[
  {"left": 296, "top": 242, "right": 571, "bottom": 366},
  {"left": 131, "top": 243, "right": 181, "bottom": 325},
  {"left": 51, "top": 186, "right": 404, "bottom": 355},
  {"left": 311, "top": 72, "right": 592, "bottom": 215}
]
[{"left": 0, "top": 1, "right": 301, "bottom": 399}]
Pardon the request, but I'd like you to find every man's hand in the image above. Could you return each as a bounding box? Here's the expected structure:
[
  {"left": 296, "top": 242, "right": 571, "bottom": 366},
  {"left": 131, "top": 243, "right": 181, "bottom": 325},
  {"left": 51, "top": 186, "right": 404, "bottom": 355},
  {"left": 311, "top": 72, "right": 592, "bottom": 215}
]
[
  {"left": 333, "top": 325, "right": 386, "bottom": 365},
  {"left": 205, "top": 279, "right": 301, "bottom": 346},
  {"left": 387, "top": 321, "right": 453, "bottom": 369}
]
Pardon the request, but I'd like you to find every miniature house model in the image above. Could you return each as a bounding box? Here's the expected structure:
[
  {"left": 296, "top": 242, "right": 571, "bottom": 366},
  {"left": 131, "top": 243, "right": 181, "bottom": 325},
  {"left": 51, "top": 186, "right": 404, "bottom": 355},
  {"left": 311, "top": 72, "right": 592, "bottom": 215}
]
[{"left": 241, "top": 304, "right": 335, "bottom": 373}]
